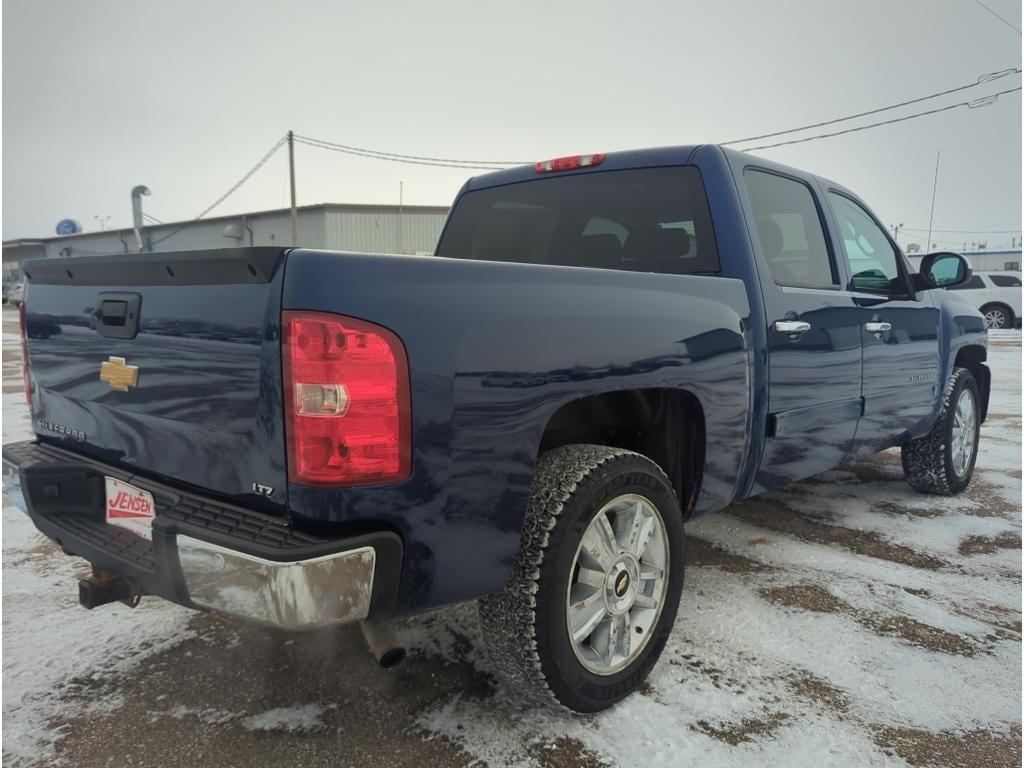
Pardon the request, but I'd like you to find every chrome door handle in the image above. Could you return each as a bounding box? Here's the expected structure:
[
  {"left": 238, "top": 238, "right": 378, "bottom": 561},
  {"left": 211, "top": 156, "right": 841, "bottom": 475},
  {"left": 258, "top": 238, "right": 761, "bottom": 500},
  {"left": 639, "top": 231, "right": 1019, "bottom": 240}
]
[
  {"left": 865, "top": 322, "right": 892, "bottom": 333},
  {"left": 775, "top": 320, "right": 811, "bottom": 334}
]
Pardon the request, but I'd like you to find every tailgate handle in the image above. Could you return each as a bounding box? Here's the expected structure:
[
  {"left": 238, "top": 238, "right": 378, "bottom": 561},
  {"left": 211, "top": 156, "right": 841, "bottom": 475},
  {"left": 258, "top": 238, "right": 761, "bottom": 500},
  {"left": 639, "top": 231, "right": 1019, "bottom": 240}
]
[
  {"left": 102, "top": 301, "right": 127, "bottom": 325},
  {"left": 95, "top": 293, "right": 142, "bottom": 340}
]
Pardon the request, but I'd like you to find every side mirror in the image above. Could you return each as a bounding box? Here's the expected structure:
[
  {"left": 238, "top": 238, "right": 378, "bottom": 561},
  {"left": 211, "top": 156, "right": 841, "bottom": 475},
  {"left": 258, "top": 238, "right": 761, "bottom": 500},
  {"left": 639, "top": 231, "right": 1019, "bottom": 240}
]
[{"left": 914, "top": 251, "right": 972, "bottom": 291}]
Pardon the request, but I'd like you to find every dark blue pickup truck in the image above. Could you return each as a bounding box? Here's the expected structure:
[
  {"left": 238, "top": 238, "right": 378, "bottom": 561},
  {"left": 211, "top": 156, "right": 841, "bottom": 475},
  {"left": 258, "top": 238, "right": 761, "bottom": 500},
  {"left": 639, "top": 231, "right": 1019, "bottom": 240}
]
[{"left": 3, "top": 144, "right": 989, "bottom": 712}]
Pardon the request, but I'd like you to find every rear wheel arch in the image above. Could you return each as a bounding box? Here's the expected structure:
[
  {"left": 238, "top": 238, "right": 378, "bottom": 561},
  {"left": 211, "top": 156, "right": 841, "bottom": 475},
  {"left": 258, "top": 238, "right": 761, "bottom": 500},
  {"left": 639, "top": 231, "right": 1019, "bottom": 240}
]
[{"left": 537, "top": 388, "right": 705, "bottom": 517}]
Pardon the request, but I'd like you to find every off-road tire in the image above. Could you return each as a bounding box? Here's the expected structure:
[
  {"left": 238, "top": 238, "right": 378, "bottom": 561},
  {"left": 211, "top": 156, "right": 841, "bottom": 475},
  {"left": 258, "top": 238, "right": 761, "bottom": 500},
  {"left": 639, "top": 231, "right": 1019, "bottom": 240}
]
[
  {"left": 477, "top": 444, "right": 685, "bottom": 713},
  {"left": 901, "top": 367, "right": 980, "bottom": 495}
]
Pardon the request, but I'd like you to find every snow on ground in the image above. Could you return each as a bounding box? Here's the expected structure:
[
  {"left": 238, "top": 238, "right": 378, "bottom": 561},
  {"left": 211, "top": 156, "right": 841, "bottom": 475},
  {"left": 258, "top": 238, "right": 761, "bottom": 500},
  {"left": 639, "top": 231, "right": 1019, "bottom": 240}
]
[
  {"left": 153, "top": 703, "right": 331, "bottom": 733},
  {"left": 411, "top": 341, "right": 1022, "bottom": 767},
  {"left": 2, "top": 332, "right": 196, "bottom": 763},
  {"left": 988, "top": 329, "right": 1022, "bottom": 345},
  {"left": 2, "top": 312, "right": 1020, "bottom": 767}
]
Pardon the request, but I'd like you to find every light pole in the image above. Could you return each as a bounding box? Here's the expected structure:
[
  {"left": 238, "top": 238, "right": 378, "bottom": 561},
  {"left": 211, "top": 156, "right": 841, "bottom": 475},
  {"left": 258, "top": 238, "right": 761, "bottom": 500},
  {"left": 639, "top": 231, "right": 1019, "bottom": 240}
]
[
  {"left": 94, "top": 215, "right": 111, "bottom": 231},
  {"left": 890, "top": 223, "right": 904, "bottom": 244},
  {"left": 288, "top": 131, "right": 298, "bottom": 245}
]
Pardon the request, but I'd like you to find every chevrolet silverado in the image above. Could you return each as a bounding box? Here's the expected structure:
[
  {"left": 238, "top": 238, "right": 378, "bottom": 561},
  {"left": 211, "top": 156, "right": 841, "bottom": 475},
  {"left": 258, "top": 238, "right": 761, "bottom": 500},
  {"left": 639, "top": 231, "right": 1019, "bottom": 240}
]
[{"left": 3, "top": 144, "right": 989, "bottom": 712}]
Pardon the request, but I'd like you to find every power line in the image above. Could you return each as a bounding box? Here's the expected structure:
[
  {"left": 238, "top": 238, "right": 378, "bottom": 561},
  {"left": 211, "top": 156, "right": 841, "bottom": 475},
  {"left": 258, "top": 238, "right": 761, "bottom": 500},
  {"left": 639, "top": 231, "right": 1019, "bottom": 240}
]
[
  {"left": 901, "top": 226, "right": 1021, "bottom": 234},
  {"left": 296, "top": 136, "right": 503, "bottom": 169},
  {"left": 294, "top": 134, "right": 525, "bottom": 170},
  {"left": 740, "top": 87, "right": 1021, "bottom": 151},
  {"left": 969, "top": 0, "right": 1022, "bottom": 33},
  {"left": 303, "top": 70, "right": 1020, "bottom": 168},
  {"left": 295, "top": 134, "right": 526, "bottom": 167},
  {"left": 723, "top": 67, "right": 1019, "bottom": 147},
  {"left": 151, "top": 136, "right": 287, "bottom": 246},
  {"left": 136, "top": 68, "right": 1021, "bottom": 245}
]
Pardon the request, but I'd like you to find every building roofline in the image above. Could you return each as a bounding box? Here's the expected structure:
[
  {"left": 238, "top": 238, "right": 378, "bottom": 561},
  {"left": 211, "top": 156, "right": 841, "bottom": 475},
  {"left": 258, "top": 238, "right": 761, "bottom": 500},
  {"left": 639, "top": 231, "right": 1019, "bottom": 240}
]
[
  {"left": 906, "top": 249, "right": 1021, "bottom": 257},
  {"left": 3, "top": 201, "right": 451, "bottom": 245}
]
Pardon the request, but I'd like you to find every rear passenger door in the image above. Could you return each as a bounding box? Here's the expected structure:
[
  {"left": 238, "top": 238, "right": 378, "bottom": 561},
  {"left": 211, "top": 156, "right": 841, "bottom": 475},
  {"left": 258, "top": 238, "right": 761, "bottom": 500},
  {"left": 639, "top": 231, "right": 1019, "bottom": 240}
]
[
  {"left": 743, "top": 169, "right": 864, "bottom": 492},
  {"left": 825, "top": 191, "right": 940, "bottom": 456},
  {"left": 979, "top": 273, "right": 1021, "bottom": 326}
]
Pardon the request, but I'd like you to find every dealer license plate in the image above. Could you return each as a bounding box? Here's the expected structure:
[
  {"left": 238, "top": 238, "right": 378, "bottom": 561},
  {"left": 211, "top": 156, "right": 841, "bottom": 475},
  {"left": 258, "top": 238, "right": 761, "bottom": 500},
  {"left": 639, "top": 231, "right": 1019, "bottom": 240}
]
[{"left": 105, "top": 477, "right": 156, "bottom": 541}]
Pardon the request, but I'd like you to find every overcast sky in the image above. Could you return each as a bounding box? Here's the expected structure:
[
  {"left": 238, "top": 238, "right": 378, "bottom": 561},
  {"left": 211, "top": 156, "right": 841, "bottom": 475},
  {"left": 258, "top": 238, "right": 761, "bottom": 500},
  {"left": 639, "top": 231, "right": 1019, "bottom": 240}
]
[{"left": 3, "top": 0, "right": 1021, "bottom": 251}]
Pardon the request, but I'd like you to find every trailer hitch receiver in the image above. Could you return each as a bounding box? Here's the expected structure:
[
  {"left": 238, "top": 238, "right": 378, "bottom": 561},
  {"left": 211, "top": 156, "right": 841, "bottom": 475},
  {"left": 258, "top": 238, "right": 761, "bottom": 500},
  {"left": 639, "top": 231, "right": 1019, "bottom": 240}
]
[{"left": 79, "top": 567, "right": 140, "bottom": 609}]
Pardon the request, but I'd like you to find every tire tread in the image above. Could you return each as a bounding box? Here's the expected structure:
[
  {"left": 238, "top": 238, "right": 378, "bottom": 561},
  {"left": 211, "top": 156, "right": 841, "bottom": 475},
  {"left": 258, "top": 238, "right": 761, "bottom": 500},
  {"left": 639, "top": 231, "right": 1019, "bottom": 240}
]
[
  {"left": 901, "top": 367, "right": 978, "bottom": 495},
  {"left": 477, "top": 444, "right": 671, "bottom": 710}
]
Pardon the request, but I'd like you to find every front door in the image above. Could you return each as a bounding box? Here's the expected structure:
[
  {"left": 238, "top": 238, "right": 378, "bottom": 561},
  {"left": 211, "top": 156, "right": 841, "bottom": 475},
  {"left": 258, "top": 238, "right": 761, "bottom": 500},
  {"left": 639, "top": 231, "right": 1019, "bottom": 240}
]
[
  {"left": 825, "top": 191, "right": 941, "bottom": 457},
  {"left": 743, "top": 168, "right": 864, "bottom": 492}
]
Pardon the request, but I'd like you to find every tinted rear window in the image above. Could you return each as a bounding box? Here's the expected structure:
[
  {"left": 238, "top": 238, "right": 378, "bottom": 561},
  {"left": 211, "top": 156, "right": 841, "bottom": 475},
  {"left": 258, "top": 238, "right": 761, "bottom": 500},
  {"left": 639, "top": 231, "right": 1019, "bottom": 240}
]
[
  {"left": 436, "top": 167, "right": 719, "bottom": 275},
  {"left": 990, "top": 274, "right": 1022, "bottom": 287}
]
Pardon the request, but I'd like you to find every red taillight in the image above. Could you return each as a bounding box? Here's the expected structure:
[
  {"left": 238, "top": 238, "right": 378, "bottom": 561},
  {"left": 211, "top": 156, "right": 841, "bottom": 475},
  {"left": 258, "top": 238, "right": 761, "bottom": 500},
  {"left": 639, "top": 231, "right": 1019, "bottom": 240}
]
[
  {"left": 535, "top": 153, "right": 606, "bottom": 173},
  {"left": 19, "top": 303, "right": 30, "bottom": 405},
  {"left": 282, "top": 310, "right": 411, "bottom": 486}
]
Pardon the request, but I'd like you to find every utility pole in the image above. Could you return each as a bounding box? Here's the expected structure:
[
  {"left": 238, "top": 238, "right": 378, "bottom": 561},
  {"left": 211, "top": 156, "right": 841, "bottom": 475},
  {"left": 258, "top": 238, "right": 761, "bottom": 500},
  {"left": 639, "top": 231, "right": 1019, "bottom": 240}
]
[
  {"left": 288, "top": 130, "right": 298, "bottom": 245},
  {"left": 925, "top": 150, "right": 940, "bottom": 254},
  {"left": 398, "top": 180, "right": 404, "bottom": 254}
]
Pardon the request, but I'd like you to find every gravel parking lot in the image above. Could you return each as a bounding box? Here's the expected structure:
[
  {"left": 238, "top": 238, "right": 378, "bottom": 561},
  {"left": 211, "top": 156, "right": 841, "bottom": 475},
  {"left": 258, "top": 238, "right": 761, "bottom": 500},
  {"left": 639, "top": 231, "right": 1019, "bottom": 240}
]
[{"left": 3, "top": 306, "right": 1021, "bottom": 768}]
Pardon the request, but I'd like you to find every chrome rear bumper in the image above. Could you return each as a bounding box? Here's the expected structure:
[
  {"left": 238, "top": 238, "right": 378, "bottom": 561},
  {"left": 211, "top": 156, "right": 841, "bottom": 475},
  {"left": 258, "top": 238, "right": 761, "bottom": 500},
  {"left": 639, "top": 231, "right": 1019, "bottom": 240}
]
[
  {"left": 3, "top": 455, "right": 27, "bottom": 514},
  {"left": 2, "top": 443, "right": 399, "bottom": 631},
  {"left": 176, "top": 535, "right": 375, "bottom": 630}
]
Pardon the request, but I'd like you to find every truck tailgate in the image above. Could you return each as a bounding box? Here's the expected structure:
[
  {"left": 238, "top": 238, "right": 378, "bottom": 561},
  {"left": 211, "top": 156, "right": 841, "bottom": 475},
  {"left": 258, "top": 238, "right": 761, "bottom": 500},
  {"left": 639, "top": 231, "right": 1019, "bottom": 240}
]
[{"left": 21, "top": 247, "right": 290, "bottom": 513}]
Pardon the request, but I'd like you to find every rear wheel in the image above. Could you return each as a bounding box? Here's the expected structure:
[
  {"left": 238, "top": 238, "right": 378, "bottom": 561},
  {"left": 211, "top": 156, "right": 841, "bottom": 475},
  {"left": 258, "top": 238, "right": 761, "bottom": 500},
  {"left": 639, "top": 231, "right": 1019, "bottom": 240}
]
[
  {"left": 478, "top": 444, "right": 684, "bottom": 713},
  {"left": 901, "top": 367, "right": 980, "bottom": 495},
  {"left": 980, "top": 303, "right": 1013, "bottom": 330}
]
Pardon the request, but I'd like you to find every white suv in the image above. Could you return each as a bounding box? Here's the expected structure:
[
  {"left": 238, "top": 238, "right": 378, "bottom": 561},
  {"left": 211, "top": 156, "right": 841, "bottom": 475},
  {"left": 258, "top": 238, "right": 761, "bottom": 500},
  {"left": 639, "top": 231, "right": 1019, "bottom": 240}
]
[{"left": 944, "top": 271, "right": 1022, "bottom": 329}]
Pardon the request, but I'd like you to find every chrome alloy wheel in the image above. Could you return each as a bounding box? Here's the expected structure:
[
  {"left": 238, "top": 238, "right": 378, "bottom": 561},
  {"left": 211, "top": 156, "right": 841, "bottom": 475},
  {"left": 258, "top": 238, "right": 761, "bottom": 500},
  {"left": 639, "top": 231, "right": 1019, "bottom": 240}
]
[
  {"left": 566, "top": 493, "right": 669, "bottom": 675},
  {"left": 951, "top": 388, "right": 977, "bottom": 477},
  {"left": 984, "top": 307, "right": 1007, "bottom": 329}
]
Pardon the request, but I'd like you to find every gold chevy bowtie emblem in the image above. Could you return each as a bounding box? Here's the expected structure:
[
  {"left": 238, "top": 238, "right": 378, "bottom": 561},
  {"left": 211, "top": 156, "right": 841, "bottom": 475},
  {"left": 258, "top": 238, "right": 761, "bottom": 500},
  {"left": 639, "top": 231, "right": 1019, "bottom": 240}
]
[{"left": 100, "top": 356, "right": 139, "bottom": 392}]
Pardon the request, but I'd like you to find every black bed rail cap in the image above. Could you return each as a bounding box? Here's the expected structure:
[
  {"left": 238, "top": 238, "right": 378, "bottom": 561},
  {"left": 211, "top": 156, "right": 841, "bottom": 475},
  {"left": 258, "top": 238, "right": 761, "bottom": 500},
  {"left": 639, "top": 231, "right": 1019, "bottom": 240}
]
[{"left": 22, "top": 247, "right": 288, "bottom": 286}]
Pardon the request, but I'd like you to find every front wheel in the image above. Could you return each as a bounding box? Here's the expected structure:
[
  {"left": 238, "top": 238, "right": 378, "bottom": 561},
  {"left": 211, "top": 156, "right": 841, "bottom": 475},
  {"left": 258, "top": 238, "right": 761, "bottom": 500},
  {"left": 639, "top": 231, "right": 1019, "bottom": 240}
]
[
  {"left": 478, "top": 444, "right": 685, "bottom": 713},
  {"left": 902, "top": 367, "right": 980, "bottom": 495}
]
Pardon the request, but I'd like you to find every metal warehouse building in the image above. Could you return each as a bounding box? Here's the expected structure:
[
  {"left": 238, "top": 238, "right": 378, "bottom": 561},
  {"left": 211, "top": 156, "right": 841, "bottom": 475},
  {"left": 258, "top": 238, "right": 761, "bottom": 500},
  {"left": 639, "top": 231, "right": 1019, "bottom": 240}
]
[
  {"left": 957, "top": 249, "right": 1021, "bottom": 272},
  {"left": 907, "top": 249, "right": 1022, "bottom": 274},
  {"left": 3, "top": 202, "right": 450, "bottom": 282}
]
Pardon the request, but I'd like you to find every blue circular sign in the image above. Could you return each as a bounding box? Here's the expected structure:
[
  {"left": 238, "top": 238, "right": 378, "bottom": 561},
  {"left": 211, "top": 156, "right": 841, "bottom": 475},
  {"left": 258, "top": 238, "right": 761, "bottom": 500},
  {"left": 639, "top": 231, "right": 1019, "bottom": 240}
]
[{"left": 55, "top": 219, "right": 81, "bottom": 236}]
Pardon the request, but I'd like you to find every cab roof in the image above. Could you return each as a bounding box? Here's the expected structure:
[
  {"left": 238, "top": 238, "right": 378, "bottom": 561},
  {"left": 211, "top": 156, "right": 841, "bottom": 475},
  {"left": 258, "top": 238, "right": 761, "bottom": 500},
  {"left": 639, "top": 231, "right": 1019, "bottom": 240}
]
[{"left": 464, "top": 144, "right": 849, "bottom": 199}]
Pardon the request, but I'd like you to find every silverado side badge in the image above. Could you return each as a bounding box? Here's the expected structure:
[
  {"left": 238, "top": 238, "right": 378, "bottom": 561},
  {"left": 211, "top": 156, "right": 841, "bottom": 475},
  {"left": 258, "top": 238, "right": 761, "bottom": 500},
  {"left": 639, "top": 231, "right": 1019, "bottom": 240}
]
[{"left": 100, "top": 356, "right": 139, "bottom": 391}]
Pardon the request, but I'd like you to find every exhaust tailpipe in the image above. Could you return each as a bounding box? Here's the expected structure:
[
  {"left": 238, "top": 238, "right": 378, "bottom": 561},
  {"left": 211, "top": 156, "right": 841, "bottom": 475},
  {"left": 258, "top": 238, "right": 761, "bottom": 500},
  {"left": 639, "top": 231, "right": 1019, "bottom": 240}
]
[{"left": 360, "top": 621, "right": 406, "bottom": 668}]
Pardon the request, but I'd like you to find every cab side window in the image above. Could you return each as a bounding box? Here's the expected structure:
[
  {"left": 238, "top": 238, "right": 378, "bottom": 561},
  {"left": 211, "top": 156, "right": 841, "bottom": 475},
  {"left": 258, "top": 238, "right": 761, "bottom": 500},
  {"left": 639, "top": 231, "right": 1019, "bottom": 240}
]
[
  {"left": 744, "top": 169, "right": 837, "bottom": 290},
  {"left": 948, "top": 275, "right": 986, "bottom": 291},
  {"left": 828, "top": 192, "right": 905, "bottom": 295}
]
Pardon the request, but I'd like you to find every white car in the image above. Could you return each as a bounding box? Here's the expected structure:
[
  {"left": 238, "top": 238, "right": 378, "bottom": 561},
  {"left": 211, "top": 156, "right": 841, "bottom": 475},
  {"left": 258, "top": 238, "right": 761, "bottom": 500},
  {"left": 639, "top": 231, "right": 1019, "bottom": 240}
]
[
  {"left": 4, "top": 282, "right": 25, "bottom": 307},
  {"left": 944, "top": 271, "right": 1022, "bottom": 329}
]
